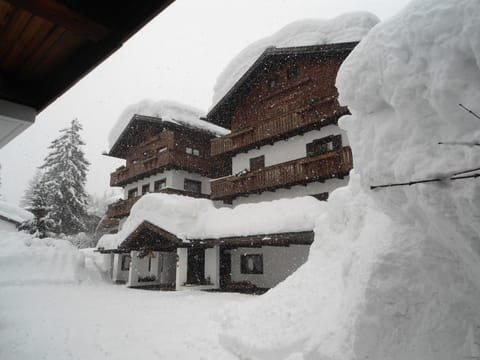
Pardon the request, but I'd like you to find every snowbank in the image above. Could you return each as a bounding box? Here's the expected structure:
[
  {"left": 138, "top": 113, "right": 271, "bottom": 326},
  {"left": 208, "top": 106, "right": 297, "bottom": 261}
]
[
  {"left": 108, "top": 99, "right": 229, "bottom": 150},
  {"left": 0, "top": 231, "right": 100, "bottom": 285},
  {"left": 211, "top": 12, "right": 379, "bottom": 109},
  {"left": 0, "top": 200, "right": 33, "bottom": 224},
  {"left": 97, "top": 194, "right": 325, "bottom": 249},
  {"left": 218, "top": 1, "right": 480, "bottom": 359}
]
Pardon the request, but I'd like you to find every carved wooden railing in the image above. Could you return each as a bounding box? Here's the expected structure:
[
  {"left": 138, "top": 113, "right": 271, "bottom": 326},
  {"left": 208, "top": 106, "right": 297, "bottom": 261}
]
[
  {"left": 210, "top": 97, "right": 349, "bottom": 156},
  {"left": 106, "top": 189, "right": 211, "bottom": 218},
  {"left": 110, "top": 150, "right": 227, "bottom": 187},
  {"left": 210, "top": 146, "right": 353, "bottom": 200}
]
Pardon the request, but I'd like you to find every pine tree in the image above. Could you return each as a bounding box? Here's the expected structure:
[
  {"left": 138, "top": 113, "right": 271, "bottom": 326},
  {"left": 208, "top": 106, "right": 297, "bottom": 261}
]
[
  {"left": 39, "top": 119, "right": 90, "bottom": 235},
  {"left": 19, "top": 172, "right": 54, "bottom": 238}
]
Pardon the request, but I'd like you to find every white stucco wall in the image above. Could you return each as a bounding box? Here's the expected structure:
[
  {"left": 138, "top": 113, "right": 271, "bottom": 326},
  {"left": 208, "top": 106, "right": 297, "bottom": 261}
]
[
  {"left": 176, "top": 248, "right": 188, "bottom": 289},
  {"left": 123, "top": 169, "right": 212, "bottom": 198},
  {"left": 229, "top": 245, "right": 310, "bottom": 288},
  {"left": 232, "top": 177, "right": 348, "bottom": 206},
  {"left": 205, "top": 246, "right": 220, "bottom": 288},
  {"left": 112, "top": 253, "right": 129, "bottom": 283},
  {"left": 127, "top": 251, "right": 163, "bottom": 287},
  {"left": 231, "top": 126, "right": 348, "bottom": 174},
  {"left": 0, "top": 219, "right": 18, "bottom": 232}
]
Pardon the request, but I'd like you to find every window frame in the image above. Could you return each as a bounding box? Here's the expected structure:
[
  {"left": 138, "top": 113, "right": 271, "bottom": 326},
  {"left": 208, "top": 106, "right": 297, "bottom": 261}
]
[
  {"left": 153, "top": 178, "right": 166, "bottom": 192},
  {"left": 249, "top": 155, "right": 265, "bottom": 171},
  {"left": 306, "top": 135, "right": 342, "bottom": 157},
  {"left": 240, "top": 254, "right": 263, "bottom": 274},
  {"left": 184, "top": 179, "right": 202, "bottom": 193},
  {"left": 141, "top": 184, "right": 150, "bottom": 194},
  {"left": 127, "top": 188, "right": 138, "bottom": 199}
]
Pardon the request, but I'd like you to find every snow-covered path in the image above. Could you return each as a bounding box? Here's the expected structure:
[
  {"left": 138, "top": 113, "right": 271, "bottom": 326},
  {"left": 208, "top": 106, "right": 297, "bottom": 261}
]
[{"left": 0, "top": 284, "right": 249, "bottom": 360}]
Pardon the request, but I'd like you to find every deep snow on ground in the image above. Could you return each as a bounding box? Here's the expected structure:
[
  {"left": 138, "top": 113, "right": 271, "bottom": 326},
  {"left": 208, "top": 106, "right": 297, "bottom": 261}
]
[
  {"left": 217, "top": 0, "right": 480, "bottom": 359},
  {"left": 0, "top": 284, "right": 249, "bottom": 360}
]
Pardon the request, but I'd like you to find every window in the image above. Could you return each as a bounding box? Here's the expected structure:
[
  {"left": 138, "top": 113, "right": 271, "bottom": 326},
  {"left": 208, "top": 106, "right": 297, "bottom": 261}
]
[
  {"left": 186, "top": 147, "right": 200, "bottom": 156},
  {"left": 154, "top": 178, "right": 166, "bottom": 191},
  {"left": 241, "top": 254, "right": 263, "bottom": 274},
  {"left": 142, "top": 184, "right": 150, "bottom": 194},
  {"left": 249, "top": 155, "right": 265, "bottom": 171},
  {"left": 184, "top": 179, "right": 202, "bottom": 193},
  {"left": 121, "top": 255, "right": 131, "bottom": 271},
  {"left": 287, "top": 66, "right": 298, "bottom": 80},
  {"left": 127, "top": 188, "right": 138, "bottom": 198},
  {"left": 306, "top": 135, "right": 342, "bottom": 157},
  {"left": 268, "top": 77, "right": 278, "bottom": 88}
]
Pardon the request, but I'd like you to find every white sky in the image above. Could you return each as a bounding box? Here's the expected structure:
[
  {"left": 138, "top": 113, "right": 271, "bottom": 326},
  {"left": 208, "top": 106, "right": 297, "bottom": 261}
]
[{"left": 0, "top": 0, "right": 412, "bottom": 205}]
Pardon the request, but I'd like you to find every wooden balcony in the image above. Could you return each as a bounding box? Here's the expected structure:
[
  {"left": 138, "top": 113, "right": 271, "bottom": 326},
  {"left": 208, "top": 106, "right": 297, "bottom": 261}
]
[
  {"left": 106, "top": 189, "right": 211, "bottom": 218},
  {"left": 110, "top": 150, "right": 227, "bottom": 187},
  {"left": 210, "top": 146, "right": 353, "bottom": 201},
  {"left": 211, "top": 97, "right": 349, "bottom": 156}
]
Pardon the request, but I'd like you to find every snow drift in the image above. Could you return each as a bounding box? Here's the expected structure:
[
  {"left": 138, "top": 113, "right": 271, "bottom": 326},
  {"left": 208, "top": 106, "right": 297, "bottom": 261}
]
[
  {"left": 0, "top": 231, "right": 102, "bottom": 285},
  {"left": 97, "top": 194, "right": 325, "bottom": 249},
  {"left": 108, "top": 99, "right": 229, "bottom": 150},
  {"left": 0, "top": 200, "right": 33, "bottom": 224},
  {"left": 211, "top": 12, "right": 379, "bottom": 109},
  {"left": 218, "top": 1, "right": 480, "bottom": 359}
]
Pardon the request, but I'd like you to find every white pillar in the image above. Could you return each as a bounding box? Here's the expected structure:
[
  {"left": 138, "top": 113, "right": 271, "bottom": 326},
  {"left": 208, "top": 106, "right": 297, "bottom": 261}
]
[
  {"left": 176, "top": 248, "right": 188, "bottom": 290},
  {"left": 127, "top": 250, "right": 140, "bottom": 287},
  {"left": 205, "top": 246, "right": 220, "bottom": 289}
]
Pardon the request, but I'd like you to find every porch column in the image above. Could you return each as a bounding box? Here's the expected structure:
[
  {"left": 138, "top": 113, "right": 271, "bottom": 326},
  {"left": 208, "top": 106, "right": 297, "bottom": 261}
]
[
  {"left": 175, "top": 248, "right": 188, "bottom": 290},
  {"left": 205, "top": 245, "right": 220, "bottom": 289},
  {"left": 127, "top": 250, "right": 140, "bottom": 287}
]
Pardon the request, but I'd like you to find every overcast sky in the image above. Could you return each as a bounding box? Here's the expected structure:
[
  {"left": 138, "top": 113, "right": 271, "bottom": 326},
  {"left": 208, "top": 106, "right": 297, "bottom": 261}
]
[{"left": 0, "top": 0, "right": 412, "bottom": 205}]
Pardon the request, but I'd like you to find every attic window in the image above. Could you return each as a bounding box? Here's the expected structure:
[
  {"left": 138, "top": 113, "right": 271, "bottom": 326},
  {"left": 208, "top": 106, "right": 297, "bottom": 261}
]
[
  {"left": 186, "top": 147, "right": 200, "bottom": 156},
  {"left": 268, "top": 77, "right": 278, "bottom": 88},
  {"left": 287, "top": 66, "right": 298, "bottom": 80},
  {"left": 241, "top": 254, "right": 263, "bottom": 274}
]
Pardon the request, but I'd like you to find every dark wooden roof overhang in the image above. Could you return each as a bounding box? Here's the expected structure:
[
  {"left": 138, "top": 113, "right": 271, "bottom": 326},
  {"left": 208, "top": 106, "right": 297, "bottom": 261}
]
[
  {"left": 107, "top": 114, "right": 217, "bottom": 159},
  {"left": 117, "top": 220, "right": 184, "bottom": 252},
  {"left": 0, "top": 0, "right": 174, "bottom": 112},
  {"left": 190, "top": 230, "right": 315, "bottom": 249},
  {"left": 206, "top": 42, "right": 358, "bottom": 129}
]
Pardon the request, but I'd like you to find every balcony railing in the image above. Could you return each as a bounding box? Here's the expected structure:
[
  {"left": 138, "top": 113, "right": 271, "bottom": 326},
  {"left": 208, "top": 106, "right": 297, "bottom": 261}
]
[
  {"left": 106, "top": 189, "right": 211, "bottom": 218},
  {"left": 110, "top": 150, "right": 228, "bottom": 187},
  {"left": 210, "top": 146, "right": 353, "bottom": 201},
  {"left": 210, "top": 97, "right": 349, "bottom": 156}
]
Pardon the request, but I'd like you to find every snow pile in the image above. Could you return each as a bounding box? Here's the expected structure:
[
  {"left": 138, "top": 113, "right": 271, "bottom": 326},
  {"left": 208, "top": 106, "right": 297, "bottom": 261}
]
[
  {"left": 211, "top": 12, "right": 379, "bottom": 109},
  {"left": 218, "top": 1, "right": 480, "bottom": 359},
  {"left": 97, "top": 194, "right": 325, "bottom": 249},
  {"left": 108, "top": 99, "right": 229, "bottom": 150},
  {"left": 0, "top": 230, "right": 98, "bottom": 285},
  {"left": 0, "top": 200, "right": 33, "bottom": 224}
]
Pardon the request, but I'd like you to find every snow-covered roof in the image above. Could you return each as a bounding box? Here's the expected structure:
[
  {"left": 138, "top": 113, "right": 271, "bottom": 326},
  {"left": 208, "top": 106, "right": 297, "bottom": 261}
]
[
  {"left": 97, "top": 193, "right": 326, "bottom": 250},
  {"left": 108, "top": 100, "right": 230, "bottom": 153},
  {"left": 0, "top": 200, "right": 33, "bottom": 225},
  {"left": 209, "top": 12, "right": 379, "bottom": 113}
]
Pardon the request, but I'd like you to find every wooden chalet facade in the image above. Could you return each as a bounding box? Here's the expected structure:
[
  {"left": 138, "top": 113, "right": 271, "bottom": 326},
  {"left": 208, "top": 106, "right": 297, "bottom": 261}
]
[
  {"left": 207, "top": 42, "right": 356, "bottom": 204},
  {"left": 101, "top": 114, "right": 230, "bottom": 227},
  {"left": 99, "top": 42, "right": 357, "bottom": 292}
]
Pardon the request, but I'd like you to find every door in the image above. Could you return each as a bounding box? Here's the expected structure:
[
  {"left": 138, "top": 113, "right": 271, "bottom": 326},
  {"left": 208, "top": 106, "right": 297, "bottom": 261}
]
[
  {"left": 187, "top": 248, "right": 205, "bottom": 284},
  {"left": 220, "top": 248, "right": 231, "bottom": 288}
]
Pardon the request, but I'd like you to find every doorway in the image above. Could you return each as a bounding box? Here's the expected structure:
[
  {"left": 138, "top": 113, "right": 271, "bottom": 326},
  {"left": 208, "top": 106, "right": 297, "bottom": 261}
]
[
  {"left": 187, "top": 248, "right": 205, "bottom": 284},
  {"left": 220, "top": 248, "right": 231, "bottom": 288}
]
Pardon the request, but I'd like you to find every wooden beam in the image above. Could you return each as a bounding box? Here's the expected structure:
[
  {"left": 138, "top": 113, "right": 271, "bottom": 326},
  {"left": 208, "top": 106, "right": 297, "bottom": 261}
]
[{"left": 4, "top": 0, "right": 109, "bottom": 41}]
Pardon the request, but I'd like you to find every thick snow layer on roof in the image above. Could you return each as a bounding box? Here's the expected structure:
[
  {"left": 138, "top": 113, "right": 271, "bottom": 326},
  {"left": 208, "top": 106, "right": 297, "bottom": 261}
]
[
  {"left": 0, "top": 230, "right": 100, "bottom": 285},
  {"left": 0, "top": 200, "right": 33, "bottom": 224},
  {"left": 97, "top": 194, "right": 325, "bottom": 249},
  {"left": 210, "top": 12, "right": 379, "bottom": 109},
  {"left": 218, "top": 1, "right": 480, "bottom": 359},
  {"left": 108, "top": 99, "right": 230, "bottom": 150}
]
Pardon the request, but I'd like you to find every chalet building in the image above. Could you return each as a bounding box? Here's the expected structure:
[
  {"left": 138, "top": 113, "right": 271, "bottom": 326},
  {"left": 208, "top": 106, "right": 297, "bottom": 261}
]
[
  {"left": 101, "top": 113, "right": 230, "bottom": 230},
  {"left": 207, "top": 42, "right": 355, "bottom": 205},
  {"left": 98, "top": 42, "right": 356, "bottom": 292}
]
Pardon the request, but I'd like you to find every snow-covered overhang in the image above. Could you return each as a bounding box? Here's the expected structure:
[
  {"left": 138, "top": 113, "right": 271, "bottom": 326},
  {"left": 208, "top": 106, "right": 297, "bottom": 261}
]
[{"left": 0, "top": 99, "right": 36, "bottom": 149}]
